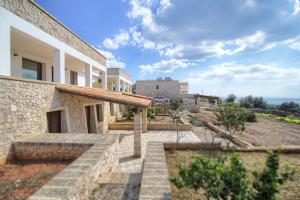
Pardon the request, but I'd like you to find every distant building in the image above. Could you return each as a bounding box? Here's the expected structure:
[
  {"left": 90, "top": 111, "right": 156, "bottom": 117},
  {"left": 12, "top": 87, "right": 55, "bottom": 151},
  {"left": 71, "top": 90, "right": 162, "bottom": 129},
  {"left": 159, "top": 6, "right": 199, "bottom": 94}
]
[
  {"left": 136, "top": 77, "right": 189, "bottom": 100},
  {"left": 107, "top": 68, "right": 132, "bottom": 93}
]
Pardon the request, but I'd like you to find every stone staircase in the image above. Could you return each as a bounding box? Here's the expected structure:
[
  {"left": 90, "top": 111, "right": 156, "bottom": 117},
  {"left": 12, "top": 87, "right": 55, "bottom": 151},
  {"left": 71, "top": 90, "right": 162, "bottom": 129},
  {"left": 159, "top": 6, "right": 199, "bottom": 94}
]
[{"left": 89, "top": 172, "right": 141, "bottom": 200}]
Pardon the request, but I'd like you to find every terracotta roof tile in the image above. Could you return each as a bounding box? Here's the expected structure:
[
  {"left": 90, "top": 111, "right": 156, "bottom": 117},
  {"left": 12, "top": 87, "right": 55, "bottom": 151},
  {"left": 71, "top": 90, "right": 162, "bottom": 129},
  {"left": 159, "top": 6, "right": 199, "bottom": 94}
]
[{"left": 56, "top": 85, "right": 152, "bottom": 107}]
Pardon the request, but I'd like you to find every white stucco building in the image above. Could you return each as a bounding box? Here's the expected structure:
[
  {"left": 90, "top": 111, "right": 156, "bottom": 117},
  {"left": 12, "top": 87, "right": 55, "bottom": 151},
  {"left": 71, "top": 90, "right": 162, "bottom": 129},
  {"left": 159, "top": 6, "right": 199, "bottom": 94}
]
[{"left": 107, "top": 68, "right": 132, "bottom": 93}]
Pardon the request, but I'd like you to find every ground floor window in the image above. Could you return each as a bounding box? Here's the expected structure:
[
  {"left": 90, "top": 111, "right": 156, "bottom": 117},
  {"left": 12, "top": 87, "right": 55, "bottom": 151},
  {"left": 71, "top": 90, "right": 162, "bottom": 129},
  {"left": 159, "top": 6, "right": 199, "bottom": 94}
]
[
  {"left": 47, "top": 111, "right": 62, "bottom": 133},
  {"left": 22, "top": 58, "right": 42, "bottom": 80}
]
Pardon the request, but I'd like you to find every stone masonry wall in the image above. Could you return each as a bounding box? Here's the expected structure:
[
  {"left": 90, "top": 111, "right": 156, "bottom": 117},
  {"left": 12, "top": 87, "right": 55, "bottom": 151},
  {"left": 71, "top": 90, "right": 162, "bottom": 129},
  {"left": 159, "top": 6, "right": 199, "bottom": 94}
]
[
  {"left": 0, "top": 76, "right": 110, "bottom": 163},
  {"left": 136, "top": 80, "right": 181, "bottom": 100},
  {"left": 0, "top": 0, "right": 106, "bottom": 65}
]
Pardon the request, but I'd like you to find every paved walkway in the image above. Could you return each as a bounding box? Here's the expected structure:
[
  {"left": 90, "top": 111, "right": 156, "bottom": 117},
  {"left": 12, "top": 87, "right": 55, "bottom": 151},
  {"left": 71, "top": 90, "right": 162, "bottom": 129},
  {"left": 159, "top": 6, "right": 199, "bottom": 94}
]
[{"left": 89, "top": 131, "right": 200, "bottom": 200}]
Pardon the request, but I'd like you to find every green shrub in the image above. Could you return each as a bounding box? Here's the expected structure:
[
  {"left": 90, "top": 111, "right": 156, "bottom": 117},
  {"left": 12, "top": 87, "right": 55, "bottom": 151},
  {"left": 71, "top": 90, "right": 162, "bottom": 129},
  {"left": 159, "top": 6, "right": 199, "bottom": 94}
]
[
  {"left": 244, "top": 110, "right": 257, "bottom": 122},
  {"left": 171, "top": 152, "right": 295, "bottom": 200},
  {"left": 240, "top": 95, "right": 267, "bottom": 109},
  {"left": 225, "top": 94, "right": 236, "bottom": 103},
  {"left": 279, "top": 101, "right": 300, "bottom": 113},
  {"left": 127, "top": 109, "right": 134, "bottom": 120},
  {"left": 276, "top": 115, "right": 300, "bottom": 124},
  {"left": 253, "top": 152, "right": 296, "bottom": 200},
  {"left": 147, "top": 107, "right": 156, "bottom": 123}
]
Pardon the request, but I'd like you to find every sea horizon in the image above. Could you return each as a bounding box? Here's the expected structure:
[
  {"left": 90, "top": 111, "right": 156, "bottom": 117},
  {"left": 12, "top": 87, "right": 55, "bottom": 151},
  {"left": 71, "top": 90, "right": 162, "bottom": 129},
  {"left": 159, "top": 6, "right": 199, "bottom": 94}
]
[{"left": 220, "top": 96, "right": 300, "bottom": 105}]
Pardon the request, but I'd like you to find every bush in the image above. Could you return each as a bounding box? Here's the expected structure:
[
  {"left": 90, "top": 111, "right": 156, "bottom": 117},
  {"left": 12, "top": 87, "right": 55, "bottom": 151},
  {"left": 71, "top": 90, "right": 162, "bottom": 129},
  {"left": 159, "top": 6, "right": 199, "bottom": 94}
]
[
  {"left": 244, "top": 110, "right": 257, "bottom": 122},
  {"left": 127, "top": 109, "right": 134, "bottom": 120},
  {"left": 279, "top": 101, "right": 300, "bottom": 113},
  {"left": 240, "top": 96, "right": 267, "bottom": 109},
  {"left": 147, "top": 107, "right": 156, "bottom": 123},
  {"left": 253, "top": 152, "right": 296, "bottom": 200},
  {"left": 225, "top": 94, "right": 236, "bottom": 103},
  {"left": 171, "top": 152, "right": 295, "bottom": 200},
  {"left": 170, "top": 99, "right": 183, "bottom": 110}
]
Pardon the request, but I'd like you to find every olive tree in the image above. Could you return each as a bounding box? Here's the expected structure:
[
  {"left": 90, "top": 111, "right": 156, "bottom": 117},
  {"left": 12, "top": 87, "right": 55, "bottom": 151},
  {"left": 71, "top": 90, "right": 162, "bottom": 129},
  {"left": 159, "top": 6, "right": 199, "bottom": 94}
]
[{"left": 215, "top": 103, "right": 246, "bottom": 148}]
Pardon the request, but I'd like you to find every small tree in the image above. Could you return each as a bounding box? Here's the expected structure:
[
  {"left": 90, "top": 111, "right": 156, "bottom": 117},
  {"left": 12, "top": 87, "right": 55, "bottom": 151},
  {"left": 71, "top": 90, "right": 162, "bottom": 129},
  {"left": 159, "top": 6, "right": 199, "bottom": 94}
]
[
  {"left": 225, "top": 94, "right": 236, "bottom": 103},
  {"left": 215, "top": 103, "right": 246, "bottom": 148},
  {"left": 253, "top": 151, "right": 296, "bottom": 200},
  {"left": 171, "top": 155, "right": 226, "bottom": 200},
  {"left": 171, "top": 103, "right": 186, "bottom": 144}
]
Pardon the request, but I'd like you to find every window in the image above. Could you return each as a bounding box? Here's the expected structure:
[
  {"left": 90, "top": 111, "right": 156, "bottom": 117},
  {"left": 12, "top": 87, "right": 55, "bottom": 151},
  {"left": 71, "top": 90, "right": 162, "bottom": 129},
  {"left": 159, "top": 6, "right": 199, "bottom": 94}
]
[
  {"left": 96, "top": 104, "right": 103, "bottom": 122},
  {"left": 70, "top": 71, "right": 78, "bottom": 85},
  {"left": 156, "top": 85, "right": 159, "bottom": 89},
  {"left": 51, "top": 66, "right": 54, "bottom": 82},
  {"left": 22, "top": 58, "right": 42, "bottom": 80}
]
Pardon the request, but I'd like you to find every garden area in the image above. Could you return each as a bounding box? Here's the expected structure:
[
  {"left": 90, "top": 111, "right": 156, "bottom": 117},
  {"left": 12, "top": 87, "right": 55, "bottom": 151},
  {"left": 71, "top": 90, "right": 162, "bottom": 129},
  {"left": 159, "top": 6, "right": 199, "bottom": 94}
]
[
  {"left": 166, "top": 150, "right": 299, "bottom": 200},
  {"left": 192, "top": 95, "right": 300, "bottom": 146},
  {"left": 0, "top": 160, "right": 69, "bottom": 200}
]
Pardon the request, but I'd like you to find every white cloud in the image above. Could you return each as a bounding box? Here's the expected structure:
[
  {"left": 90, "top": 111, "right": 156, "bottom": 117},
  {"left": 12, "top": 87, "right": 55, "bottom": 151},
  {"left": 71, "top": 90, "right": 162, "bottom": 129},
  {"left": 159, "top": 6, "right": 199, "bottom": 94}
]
[
  {"left": 127, "top": 0, "right": 167, "bottom": 33},
  {"left": 139, "top": 59, "right": 194, "bottom": 74},
  {"left": 96, "top": 49, "right": 126, "bottom": 68},
  {"left": 293, "top": 0, "right": 300, "bottom": 15},
  {"left": 102, "top": 30, "right": 130, "bottom": 49},
  {"left": 187, "top": 62, "right": 300, "bottom": 97}
]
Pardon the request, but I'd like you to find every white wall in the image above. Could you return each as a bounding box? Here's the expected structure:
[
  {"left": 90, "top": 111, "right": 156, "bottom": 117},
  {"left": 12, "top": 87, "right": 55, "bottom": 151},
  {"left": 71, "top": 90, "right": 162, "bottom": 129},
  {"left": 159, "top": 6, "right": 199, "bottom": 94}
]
[{"left": 0, "top": 7, "right": 107, "bottom": 83}]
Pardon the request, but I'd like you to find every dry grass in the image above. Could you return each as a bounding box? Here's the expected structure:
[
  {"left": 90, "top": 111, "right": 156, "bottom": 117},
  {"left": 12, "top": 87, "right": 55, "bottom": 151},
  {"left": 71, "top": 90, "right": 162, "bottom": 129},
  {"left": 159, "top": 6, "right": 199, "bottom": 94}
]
[{"left": 166, "top": 150, "right": 300, "bottom": 200}]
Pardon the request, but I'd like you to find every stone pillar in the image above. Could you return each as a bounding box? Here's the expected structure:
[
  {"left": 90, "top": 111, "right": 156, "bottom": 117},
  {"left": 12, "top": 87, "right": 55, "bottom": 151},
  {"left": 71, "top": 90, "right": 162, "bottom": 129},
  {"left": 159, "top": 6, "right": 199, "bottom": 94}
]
[
  {"left": 142, "top": 108, "right": 147, "bottom": 133},
  {"left": 121, "top": 81, "right": 125, "bottom": 92},
  {"left": 134, "top": 111, "right": 142, "bottom": 158},
  {"left": 101, "top": 71, "right": 107, "bottom": 90},
  {"left": 85, "top": 63, "right": 92, "bottom": 87},
  {"left": 215, "top": 99, "right": 218, "bottom": 107},
  {"left": 53, "top": 49, "right": 65, "bottom": 83},
  {"left": 116, "top": 77, "right": 120, "bottom": 92},
  {"left": 0, "top": 24, "right": 11, "bottom": 76}
]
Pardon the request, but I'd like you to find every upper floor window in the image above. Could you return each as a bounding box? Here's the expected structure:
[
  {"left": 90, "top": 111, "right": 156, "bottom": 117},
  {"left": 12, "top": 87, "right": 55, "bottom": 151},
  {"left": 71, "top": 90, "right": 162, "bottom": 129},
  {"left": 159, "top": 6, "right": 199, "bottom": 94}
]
[
  {"left": 22, "top": 58, "right": 42, "bottom": 80},
  {"left": 156, "top": 85, "right": 159, "bottom": 89},
  {"left": 70, "top": 70, "right": 78, "bottom": 85}
]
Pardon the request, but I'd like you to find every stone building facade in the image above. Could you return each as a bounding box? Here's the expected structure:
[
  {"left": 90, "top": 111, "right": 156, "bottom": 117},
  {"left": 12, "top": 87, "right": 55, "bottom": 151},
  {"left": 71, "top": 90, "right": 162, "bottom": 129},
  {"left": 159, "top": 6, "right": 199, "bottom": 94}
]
[{"left": 136, "top": 77, "right": 188, "bottom": 100}]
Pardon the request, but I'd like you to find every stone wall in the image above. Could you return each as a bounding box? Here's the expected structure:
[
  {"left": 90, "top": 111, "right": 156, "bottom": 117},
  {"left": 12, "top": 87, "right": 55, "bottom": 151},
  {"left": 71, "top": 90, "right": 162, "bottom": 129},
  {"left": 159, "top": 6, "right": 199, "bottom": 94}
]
[
  {"left": 139, "top": 142, "right": 171, "bottom": 200},
  {"left": 0, "top": 76, "right": 110, "bottom": 163},
  {"left": 136, "top": 80, "right": 181, "bottom": 100},
  {"left": 24, "top": 134, "right": 120, "bottom": 200},
  {"left": 0, "top": 0, "right": 106, "bottom": 65}
]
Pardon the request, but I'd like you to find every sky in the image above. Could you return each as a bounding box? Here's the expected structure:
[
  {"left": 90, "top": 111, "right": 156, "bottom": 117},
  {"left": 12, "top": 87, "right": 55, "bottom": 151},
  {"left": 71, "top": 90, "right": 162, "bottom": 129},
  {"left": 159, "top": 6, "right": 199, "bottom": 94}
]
[{"left": 35, "top": 0, "right": 300, "bottom": 98}]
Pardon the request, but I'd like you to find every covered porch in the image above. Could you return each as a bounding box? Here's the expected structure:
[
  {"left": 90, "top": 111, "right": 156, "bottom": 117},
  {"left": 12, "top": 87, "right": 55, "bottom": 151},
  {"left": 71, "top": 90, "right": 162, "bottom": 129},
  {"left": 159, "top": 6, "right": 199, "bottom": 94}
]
[
  {"left": 56, "top": 85, "right": 152, "bottom": 158},
  {"left": 3, "top": 25, "right": 107, "bottom": 88}
]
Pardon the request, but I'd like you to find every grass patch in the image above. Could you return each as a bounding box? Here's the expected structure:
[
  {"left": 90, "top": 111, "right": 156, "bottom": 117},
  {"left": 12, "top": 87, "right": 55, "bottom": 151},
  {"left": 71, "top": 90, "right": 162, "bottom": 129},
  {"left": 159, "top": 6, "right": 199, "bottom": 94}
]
[
  {"left": 276, "top": 116, "right": 300, "bottom": 124},
  {"left": 166, "top": 150, "right": 300, "bottom": 200},
  {"left": 256, "top": 113, "right": 300, "bottom": 124},
  {"left": 255, "top": 113, "right": 273, "bottom": 117}
]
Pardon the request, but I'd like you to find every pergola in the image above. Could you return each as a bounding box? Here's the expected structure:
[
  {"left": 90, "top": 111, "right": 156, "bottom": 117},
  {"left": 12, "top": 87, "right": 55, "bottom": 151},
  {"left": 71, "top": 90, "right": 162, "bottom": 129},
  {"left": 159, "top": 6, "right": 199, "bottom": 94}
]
[{"left": 56, "top": 85, "right": 153, "bottom": 158}]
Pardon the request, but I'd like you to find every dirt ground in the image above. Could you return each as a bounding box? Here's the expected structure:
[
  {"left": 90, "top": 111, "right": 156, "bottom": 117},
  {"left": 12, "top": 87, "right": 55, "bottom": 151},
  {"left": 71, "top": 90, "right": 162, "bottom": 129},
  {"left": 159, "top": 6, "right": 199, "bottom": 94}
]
[
  {"left": 166, "top": 150, "right": 300, "bottom": 200},
  {"left": 0, "top": 160, "right": 69, "bottom": 200},
  {"left": 193, "top": 112, "right": 300, "bottom": 146}
]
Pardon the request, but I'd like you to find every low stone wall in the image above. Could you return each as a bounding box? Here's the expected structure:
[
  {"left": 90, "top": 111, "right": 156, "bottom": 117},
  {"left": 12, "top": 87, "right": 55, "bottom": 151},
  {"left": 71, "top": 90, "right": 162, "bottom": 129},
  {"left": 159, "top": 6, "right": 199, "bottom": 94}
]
[
  {"left": 108, "top": 122, "right": 192, "bottom": 131},
  {"left": 25, "top": 134, "right": 119, "bottom": 200},
  {"left": 164, "top": 142, "right": 222, "bottom": 150},
  {"left": 139, "top": 142, "right": 172, "bottom": 200}
]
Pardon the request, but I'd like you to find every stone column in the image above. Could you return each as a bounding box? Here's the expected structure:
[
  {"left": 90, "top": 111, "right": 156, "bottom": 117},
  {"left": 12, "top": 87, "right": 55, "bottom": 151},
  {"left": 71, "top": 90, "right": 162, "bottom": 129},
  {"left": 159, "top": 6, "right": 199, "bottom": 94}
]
[
  {"left": 0, "top": 24, "right": 10, "bottom": 76},
  {"left": 101, "top": 71, "right": 107, "bottom": 90},
  {"left": 134, "top": 111, "right": 142, "bottom": 158},
  {"left": 53, "top": 49, "right": 65, "bottom": 83},
  {"left": 142, "top": 108, "right": 147, "bottom": 133},
  {"left": 215, "top": 99, "right": 218, "bottom": 107},
  {"left": 116, "top": 77, "right": 120, "bottom": 92},
  {"left": 121, "top": 81, "right": 125, "bottom": 92},
  {"left": 85, "top": 63, "right": 92, "bottom": 87}
]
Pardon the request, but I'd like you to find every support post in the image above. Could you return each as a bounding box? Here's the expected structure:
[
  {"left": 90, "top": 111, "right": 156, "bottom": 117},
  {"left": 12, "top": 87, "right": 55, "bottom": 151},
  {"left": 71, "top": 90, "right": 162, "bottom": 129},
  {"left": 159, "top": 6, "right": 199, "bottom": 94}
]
[
  {"left": 142, "top": 108, "right": 147, "bottom": 133},
  {"left": 101, "top": 71, "right": 107, "bottom": 89},
  {"left": 85, "top": 63, "right": 92, "bottom": 87},
  {"left": 0, "top": 24, "right": 11, "bottom": 76},
  {"left": 116, "top": 77, "right": 120, "bottom": 92},
  {"left": 53, "top": 49, "right": 65, "bottom": 83},
  {"left": 134, "top": 110, "right": 142, "bottom": 158}
]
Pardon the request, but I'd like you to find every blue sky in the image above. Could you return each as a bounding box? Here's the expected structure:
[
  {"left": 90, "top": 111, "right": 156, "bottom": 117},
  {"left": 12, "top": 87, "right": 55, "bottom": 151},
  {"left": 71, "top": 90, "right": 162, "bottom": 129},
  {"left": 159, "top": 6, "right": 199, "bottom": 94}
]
[{"left": 36, "top": 0, "right": 300, "bottom": 98}]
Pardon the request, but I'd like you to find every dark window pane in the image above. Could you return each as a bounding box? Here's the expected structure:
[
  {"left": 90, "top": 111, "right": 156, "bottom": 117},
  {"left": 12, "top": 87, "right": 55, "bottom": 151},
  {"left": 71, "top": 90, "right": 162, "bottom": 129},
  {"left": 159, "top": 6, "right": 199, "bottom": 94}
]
[{"left": 22, "top": 58, "right": 42, "bottom": 80}]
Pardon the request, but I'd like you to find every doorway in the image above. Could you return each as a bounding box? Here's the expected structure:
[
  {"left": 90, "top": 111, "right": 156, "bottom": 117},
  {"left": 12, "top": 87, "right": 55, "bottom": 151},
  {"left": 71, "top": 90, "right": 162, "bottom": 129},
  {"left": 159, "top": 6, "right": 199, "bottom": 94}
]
[
  {"left": 85, "top": 105, "right": 96, "bottom": 133},
  {"left": 47, "top": 111, "right": 61, "bottom": 133}
]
